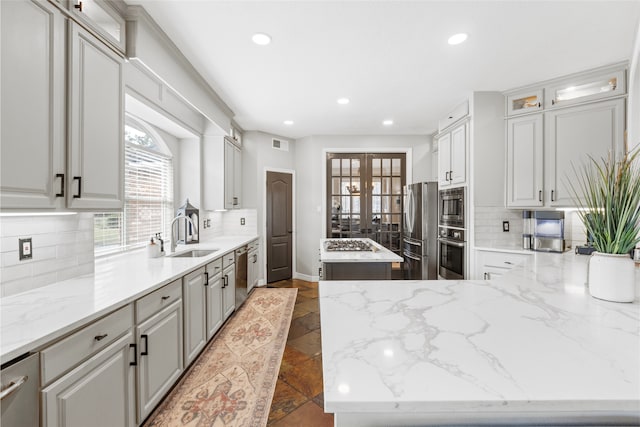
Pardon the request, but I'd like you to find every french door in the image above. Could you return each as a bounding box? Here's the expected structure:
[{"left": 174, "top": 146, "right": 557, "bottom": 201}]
[{"left": 326, "top": 153, "right": 405, "bottom": 257}]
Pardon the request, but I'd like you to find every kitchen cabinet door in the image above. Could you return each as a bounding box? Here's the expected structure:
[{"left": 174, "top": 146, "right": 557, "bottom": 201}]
[
  {"left": 224, "top": 139, "right": 242, "bottom": 209},
  {"left": 1, "top": 0, "right": 65, "bottom": 209},
  {"left": 203, "top": 136, "right": 242, "bottom": 210},
  {"left": 506, "top": 114, "right": 544, "bottom": 207},
  {"left": 206, "top": 272, "right": 223, "bottom": 340},
  {"left": 437, "top": 133, "right": 452, "bottom": 187},
  {"left": 182, "top": 267, "right": 207, "bottom": 367},
  {"left": 449, "top": 123, "right": 467, "bottom": 185},
  {"left": 136, "top": 299, "right": 183, "bottom": 423},
  {"left": 42, "top": 333, "right": 136, "bottom": 427},
  {"left": 67, "top": 22, "right": 124, "bottom": 210},
  {"left": 222, "top": 264, "right": 236, "bottom": 320},
  {"left": 545, "top": 98, "right": 624, "bottom": 207}
]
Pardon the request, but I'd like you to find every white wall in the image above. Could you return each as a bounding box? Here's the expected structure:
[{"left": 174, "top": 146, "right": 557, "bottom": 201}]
[
  {"left": 0, "top": 214, "right": 94, "bottom": 296},
  {"left": 293, "top": 134, "right": 430, "bottom": 278}
]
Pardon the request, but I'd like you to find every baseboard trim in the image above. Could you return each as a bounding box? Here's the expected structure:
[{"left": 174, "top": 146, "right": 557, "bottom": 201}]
[{"left": 293, "top": 272, "right": 319, "bottom": 282}]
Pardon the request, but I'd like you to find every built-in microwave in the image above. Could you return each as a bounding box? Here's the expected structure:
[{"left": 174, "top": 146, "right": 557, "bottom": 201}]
[{"left": 439, "top": 187, "right": 465, "bottom": 228}]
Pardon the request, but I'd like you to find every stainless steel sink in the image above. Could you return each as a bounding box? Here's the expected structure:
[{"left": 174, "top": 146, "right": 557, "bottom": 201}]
[{"left": 170, "top": 249, "right": 218, "bottom": 258}]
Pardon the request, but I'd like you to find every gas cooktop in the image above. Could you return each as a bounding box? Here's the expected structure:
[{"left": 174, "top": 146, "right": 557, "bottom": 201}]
[{"left": 324, "top": 239, "right": 373, "bottom": 252}]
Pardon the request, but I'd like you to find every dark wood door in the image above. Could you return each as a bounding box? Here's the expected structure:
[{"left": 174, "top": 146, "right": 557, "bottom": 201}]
[{"left": 266, "top": 171, "right": 292, "bottom": 282}]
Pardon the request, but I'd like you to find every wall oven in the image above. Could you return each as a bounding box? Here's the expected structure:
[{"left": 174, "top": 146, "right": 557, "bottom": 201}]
[
  {"left": 438, "top": 227, "right": 465, "bottom": 280},
  {"left": 439, "top": 187, "right": 465, "bottom": 228}
]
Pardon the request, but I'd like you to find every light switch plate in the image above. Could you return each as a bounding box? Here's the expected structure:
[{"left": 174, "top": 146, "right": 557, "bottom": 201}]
[
  {"left": 502, "top": 221, "right": 510, "bottom": 232},
  {"left": 19, "top": 237, "right": 32, "bottom": 260},
  {"left": 240, "top": 217, "right": 245, "bottom": 225}
]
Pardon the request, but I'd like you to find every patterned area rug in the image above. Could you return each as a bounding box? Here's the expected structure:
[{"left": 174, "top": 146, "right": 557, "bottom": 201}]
[{"left": 144, "top": 287, "right": 297, "bottom": 427}]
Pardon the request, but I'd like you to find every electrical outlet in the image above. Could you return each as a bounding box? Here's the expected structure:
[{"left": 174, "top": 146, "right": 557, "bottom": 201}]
[
  {"left": 206, "top": 219, "right": 211, "bottom": 227},
  {"left": 240, "top": 217, "right": 245, "bottom": 226},
  {"left": 502, "top": 221, "right": 510, "bottom": 232},
  {"left": 19, "top": 237, "right": 32, "bottom": 260}
]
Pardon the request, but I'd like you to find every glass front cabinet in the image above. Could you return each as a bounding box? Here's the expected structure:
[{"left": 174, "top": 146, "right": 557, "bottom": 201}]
[
  {"left": 506, "top": 89, "right": 543, "bottom": 116},
  {"left": 545, "top": 69, "right": 625, "bottom": 108}
]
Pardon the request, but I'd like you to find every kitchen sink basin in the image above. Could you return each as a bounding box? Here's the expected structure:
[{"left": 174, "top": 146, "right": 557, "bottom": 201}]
[{"left": 170, "top": 249, "right": 218, "bottom": 258}]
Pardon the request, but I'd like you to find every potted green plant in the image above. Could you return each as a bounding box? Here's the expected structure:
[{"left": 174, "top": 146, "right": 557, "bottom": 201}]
[{"left": 568, "top": 148, "right": 640, "bottom": 302}]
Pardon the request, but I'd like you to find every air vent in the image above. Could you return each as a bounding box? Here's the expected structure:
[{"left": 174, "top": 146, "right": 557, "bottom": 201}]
[{"left": 272, "top": 138, "right": 289, "bottom": 151}]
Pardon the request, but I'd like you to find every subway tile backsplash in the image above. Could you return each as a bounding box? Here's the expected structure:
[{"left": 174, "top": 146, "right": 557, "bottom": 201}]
[
  {"left": 200, "top": 209, "right": 258, "bottom": 240},
  {"left": 0, "top": 214, "right": 95, "bottom": 297},
  {"left": 474, "top": 207, "right": 524, "bottom": 250}
]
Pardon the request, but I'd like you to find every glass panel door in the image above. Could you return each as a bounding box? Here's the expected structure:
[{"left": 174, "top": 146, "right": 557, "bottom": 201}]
[{"left": 326, "top": 152, "right": 406, "bottom": 259}]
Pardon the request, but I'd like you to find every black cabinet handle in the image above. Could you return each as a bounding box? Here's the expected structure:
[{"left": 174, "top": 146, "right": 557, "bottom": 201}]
[
  {"left": 223, "top": 275, "right": 228, "bottom": 288},
  {"left": 538, "top": 190, "right": 542, "bottom": 202},
  {"left": 94, "top": 333, "right": 108, "bottom": 341},
  {"left": 445, "top": 171, "right": 449, "bottom": 181},
  {"left": 449, "top": 170, "right": 453, "bottom": 181},
  {"left": 204, "top": 272, "right": 209, "bottom": 286},
  {"left": 537, "top": 102, "right": 541, "bottom": 108},
  {"left": 73, "top": 176, "right": 82, "bottom": 198},
  {"left": 484, "top": 273, "right": 488, "bottom": 280},
  {"left": 551, "top": 190, "right": 555, "bottom": 201},
  {"left": 74, "top": 1, "right": 83, "bottom": 12},
  {"left": 161, "top": 295, "right": 170, "bottom": 301},
  {"left": 129, "top": 343, "right": 137, "bottom": 366},
  {"left": 141, "top": 334, "right": 149, "bottom": 356},
  {"left": 55, "top": 174, "right": 65, "bottom": 197}
]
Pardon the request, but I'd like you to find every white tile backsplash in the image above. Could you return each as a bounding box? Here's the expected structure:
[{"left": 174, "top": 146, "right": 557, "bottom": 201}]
[
  {"left": 0, "top": 213, "right": 95, "bottom": 297},
  {"left": 473, "top": 207, "right": 524, "bottom": 249},
  {"left": 200, "top": 209, "right": 258, "bottom": 240}
]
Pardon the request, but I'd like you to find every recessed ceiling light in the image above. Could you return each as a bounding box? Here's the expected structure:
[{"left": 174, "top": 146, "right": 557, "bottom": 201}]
[
  {"left": 383, "top": 119, "right": 394, "bottom": 126},
  {"left": 337, "top": 97, "right": 350, "bottom": 105},
  {"left": 447, "top": 33, "right": 468, "bottom": 45},
  {"left": 283, "top": 120, "right": 294, "bottom": 125},
  {"left": 252, "top": 33, "right": 271, "bottom": 45}
]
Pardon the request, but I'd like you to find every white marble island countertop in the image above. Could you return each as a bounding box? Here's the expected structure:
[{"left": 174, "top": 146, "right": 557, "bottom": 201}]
[
  {"left": 1, "top": 235, "right": 257, "bottom": 364},
  {"left": 319, "top": 252, "right": 640, "bottom": 425},
  {"left": 320, "top": 238, "right": 403, "bottom": 263}
]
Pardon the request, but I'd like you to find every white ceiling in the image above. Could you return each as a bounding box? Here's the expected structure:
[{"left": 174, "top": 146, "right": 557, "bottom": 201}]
[{"left": 128, "top": 0, "right": 640, "bottom": 139}]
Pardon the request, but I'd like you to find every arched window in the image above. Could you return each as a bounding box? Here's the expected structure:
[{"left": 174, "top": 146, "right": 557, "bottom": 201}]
[{"left": 95, "top": 116, "right": 174, "bottom": 254}]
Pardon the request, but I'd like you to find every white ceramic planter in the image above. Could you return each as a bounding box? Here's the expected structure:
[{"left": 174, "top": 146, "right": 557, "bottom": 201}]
[{"left": 588, "top": 252, "right": 636, "bottom": 303}]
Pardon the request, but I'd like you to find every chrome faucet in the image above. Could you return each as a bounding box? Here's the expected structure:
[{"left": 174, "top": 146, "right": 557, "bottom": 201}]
[{"left": 170, "top": 214, "right": 196, "bottom": 253}]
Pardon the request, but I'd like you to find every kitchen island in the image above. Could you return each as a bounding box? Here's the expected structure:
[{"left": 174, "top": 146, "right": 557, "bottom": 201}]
[
  {"left": 320, "top": 238, "right": 403, "bottom": 280},
  {"left": 319, "top": 251, "right": 640, "bottom": 426}
]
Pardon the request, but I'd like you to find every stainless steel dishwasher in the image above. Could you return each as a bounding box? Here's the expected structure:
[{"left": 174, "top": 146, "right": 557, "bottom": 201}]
[
  {"left": 1, "top": 353, "right": 39, "bottom": 427},
  {"left": 235, "top": 246, "right": 248, "bottom": 307}
]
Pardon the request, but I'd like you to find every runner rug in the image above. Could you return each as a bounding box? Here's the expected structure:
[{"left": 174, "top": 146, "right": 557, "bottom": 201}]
[{"left": 144, "top": 287, "right": 297, "bottom": 427}]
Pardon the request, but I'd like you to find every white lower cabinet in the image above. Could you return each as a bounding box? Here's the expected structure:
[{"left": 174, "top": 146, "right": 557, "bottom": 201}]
[
  {"left": 206, "top": 258, "right": 224, "bottom": 340},
  {"left": 42, "top": 333, "right": 136, "bottom": 427},
  {"left": 476, "top": 249, "right": 531, "bottom": 280},
  {"left": 40, "top": 305, "right": 136, "bottom": 427},
  {"left": 135, "top": 280, "right": 183, "bottom": 423},
  {"left": 222, "top": 252, "right": 236, "bottom": 320},
  {"left": 248, "top": 240, "right": 259, "bottom": 293},
  {"left": 182, "top": 267, "right": 207, "bottom": 367}
]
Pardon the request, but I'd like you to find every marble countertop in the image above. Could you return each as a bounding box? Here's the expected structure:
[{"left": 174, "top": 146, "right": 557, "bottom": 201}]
[
  {"left": 0, "top": 235, "right": 257, "bottom": 364},
  {"left": 320, "top": 238, "right": 403, "bottom": 263},
  {"left": 319, "top": 251, "right": 640, "bottom": 420}
]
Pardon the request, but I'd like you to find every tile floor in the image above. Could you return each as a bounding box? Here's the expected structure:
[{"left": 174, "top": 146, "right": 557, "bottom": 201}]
[{"left": 267, "top": 279, "right": 334, "bottom": 427}]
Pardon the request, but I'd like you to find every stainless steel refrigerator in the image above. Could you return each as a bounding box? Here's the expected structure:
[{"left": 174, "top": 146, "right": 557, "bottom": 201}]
[{"left": 403, "top": 182, "right": 438, "bottom": 279}]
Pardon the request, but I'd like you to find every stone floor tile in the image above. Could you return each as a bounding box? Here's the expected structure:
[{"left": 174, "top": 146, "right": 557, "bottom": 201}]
[{"left": 269, "top": 401, "right": 334, "bottom": 427}]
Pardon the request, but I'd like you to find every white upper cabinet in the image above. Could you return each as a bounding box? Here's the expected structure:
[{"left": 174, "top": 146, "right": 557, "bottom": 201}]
[
  {"left": 68, "top": 0, "right": 126, "bottom": 53},
  {"left": 546, "top": 68, "right": 625, "bottom": 109},
  {"left": 438, "top": 122, "right": 467, "bottom": 188},
  {"left": 1, "top": 1, "right": 124, "bottom": 211},
  {"left": 67, "top": 21, "right": 124, "bottom": 210},
  {"left": 506, "top": 89, "right": 544, "bottom": 116},
  {"left": 544, "top": 98, "right": 625, "bottom": 207},
  {"left": 1, "top": 0, "right": 65, "bottom": 209},
  {"left": 506, "top": 114, "right": 544, "bottom": 207},
  {"left": 203, "top": 136, "right": 242, "bottom": 211}
]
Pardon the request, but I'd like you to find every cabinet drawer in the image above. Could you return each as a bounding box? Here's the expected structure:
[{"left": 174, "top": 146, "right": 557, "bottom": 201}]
[
  {"left": 483, "top": 251, "right": 530, "bottom": 268},
  {"left": 206, "top": 258, "right": 223, "bottom": 278},
  {"left": 40, "top": 304, "right": 133, "bottom": 386},
  {"left": 222, "top": 252, "right": 235, "bottom": 268},
  {"left": 248, "top": 239, "right": 259, "bottom": 251},
  {"left": 136, "top": 279, "right": 182, "bottom": 324}
]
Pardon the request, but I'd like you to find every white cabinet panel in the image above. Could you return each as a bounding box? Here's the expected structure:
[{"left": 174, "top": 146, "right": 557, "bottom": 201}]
[
  {"left": 205, "top": 258, "right": 224, "bottom": 340},
  {"left": 222, "top": 263, "right": 236, "bottom": 320},
  {"left": 1, "top": 0, "right": 65, "bottom": 209},
  {"left": 506, "top": 114, "right": 544, "bottom": 207},
  {"left": 437, "top": 133, "right": 451, "bottom": 187},
  {"left": 545, "top": 98, "right": 625, "bottom": 207},
  {"left": 183, "top": 267, "right": 207, "bottom": 367},
  {"left": 42, "top": 332, "right": 136, "bottom": 427},
  {"left": 203, "top": 136, "right": 242, "bottom": 210},
  {"left": 136, "top": 299, "right": 183, "bottom": 422},
  {"left": 67, "top": 22, "right": 124, "bottom": 210}
]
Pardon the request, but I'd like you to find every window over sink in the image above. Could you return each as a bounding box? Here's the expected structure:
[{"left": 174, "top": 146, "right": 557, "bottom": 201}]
[{"left": 94, "top": 116, "right": 174, "bottom": 255}]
